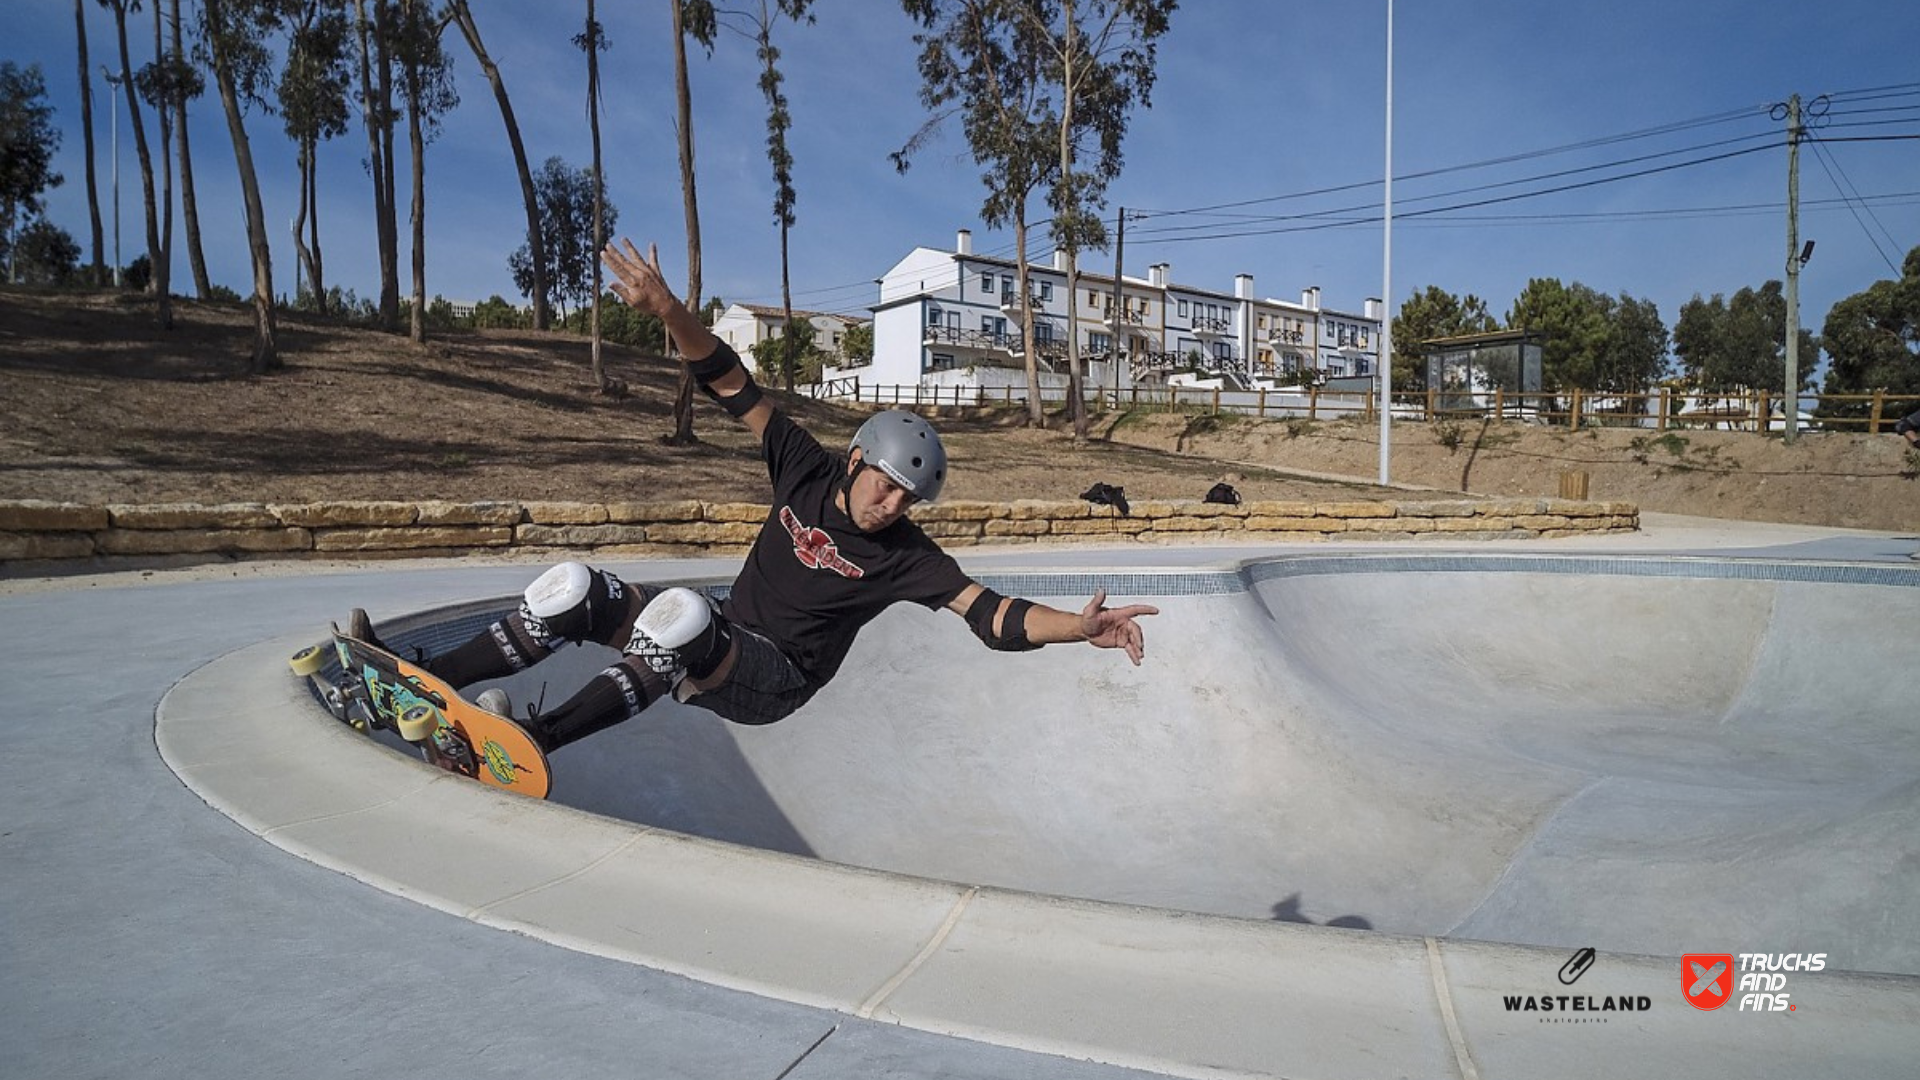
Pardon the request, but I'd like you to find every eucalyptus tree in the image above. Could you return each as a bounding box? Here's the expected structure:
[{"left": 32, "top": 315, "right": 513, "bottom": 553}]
[
  {"left": 1673, "top": 282, "right": 1815, "bottom": 396},
  {"left": 101, "top": 0, "right": 171, "bottom": 327},
  {"left": 198, "top": 0, "right": 282, "bottom": 368},
  {"left": 350, "top": 0, "right": 399, "bottom": 329},
  {"left": 742, "top": 0, "right": 814, "bottom": 391},
  {"left": 277, "top": 0, "right": 353, "bottom": 314},
  {"left": 166, "top": 0, "right": 213, "bottom": 298},
  {"left": 0, "top": 63, "right": 63, "bottom": 285},
  {"left": 135, "top": 0, "right": 177, "bottom": 311},
  {"left": 72, "top": 0, "right": 106, "bottom": 282},
  {"left": 448, "top": 0, "right": 549, "bottom": 329},
  {"left": 1004, "top": 0, "right": 1175, "bottom": 439},
  {"left": 1818, "top": 245, "right": 1920, "bottom": 420},
  {"left": 898, "top": 0, "right": 1060, "bottom": 426},
  {"left": 577, "top": 0, "right": 610, "bottom": 388},
  {"left": 665, "top": 0, "right": 719, "bottom": 444},
  {"left": 392, "top": 0, "right": 457, "bottom": 343}
]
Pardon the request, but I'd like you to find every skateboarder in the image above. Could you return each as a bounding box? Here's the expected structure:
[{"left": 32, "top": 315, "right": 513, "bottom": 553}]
[{"left": 350, "top": 238, "right": 1156, "bottom": 753}]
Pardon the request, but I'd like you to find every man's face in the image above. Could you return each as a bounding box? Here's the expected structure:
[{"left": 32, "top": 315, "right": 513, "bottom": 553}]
[{"left": 845, "top": 450, "right": 918, "bottom": 532}]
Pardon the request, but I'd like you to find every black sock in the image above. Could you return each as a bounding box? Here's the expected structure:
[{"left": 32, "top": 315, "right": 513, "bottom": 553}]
[
  {"left": 528, "top": 661, "right": 663, "bottom": 752},
  {"left": 425, "top": 622, "right": 531, "bottom": 688}
]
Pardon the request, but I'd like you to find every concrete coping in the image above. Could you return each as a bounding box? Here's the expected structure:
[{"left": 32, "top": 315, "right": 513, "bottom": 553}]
[{"left": 155, "top": 553, "right": 1920, "bottom": 1080}]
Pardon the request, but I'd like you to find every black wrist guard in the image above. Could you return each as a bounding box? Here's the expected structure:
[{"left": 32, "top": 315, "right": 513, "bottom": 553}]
[
  {"left": 965, "top": 588, "right": 1040, "bottom": 652},
  {"left": 686, "top": 342, "right": 744, "bottom": 385}
]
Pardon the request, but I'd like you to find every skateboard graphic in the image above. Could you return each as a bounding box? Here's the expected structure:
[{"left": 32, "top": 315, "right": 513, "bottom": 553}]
[{"left": 289, "top": 626, "right": 552, "bottom": 799}]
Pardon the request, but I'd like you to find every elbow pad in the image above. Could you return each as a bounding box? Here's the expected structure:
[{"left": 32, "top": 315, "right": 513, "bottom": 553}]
[
  {"left": 965, "top": 588, "right": 1040, "bottom": 652},
  {"left": 685, "top": 342, "right": 745, "bottom": 385},
  {"left": 701, "top": 372, "right": 764, "bottom": 417}
]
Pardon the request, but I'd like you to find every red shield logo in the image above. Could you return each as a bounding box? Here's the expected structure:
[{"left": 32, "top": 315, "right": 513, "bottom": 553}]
[{"left": 1683, "top": 953, "right": 1735, "bottom": 1011}]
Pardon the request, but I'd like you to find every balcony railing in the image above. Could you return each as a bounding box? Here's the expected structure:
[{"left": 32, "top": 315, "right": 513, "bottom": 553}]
[
  {"left": 923, "top": 325, "right": 1019, "bottom": 351},
  {"left": 1189, "top": 316, "right": 1231, "bottom": 337}
]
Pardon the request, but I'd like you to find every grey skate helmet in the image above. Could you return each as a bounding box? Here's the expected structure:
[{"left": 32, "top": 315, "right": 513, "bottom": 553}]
[{"left": 849, "top": 409, "right": 948, "bottom": 502}]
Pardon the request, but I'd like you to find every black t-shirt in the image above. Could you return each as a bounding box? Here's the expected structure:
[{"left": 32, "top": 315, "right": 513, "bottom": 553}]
[{"left": 722, "top": 409, "right": 973, "bottom": 689}]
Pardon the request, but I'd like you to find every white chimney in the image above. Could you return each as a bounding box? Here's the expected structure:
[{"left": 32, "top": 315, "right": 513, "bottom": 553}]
[
  {"left": 1235, "top": 273, "right": 1254, "bottom": 300},
  {"left": 1148, "top": 263, "right": 1167, "bottom": 288},
  {"left": 956, "top": 228, "right": 972, "bottom": 255},
  {"left": 1364, "top": 297, "right": 1382, "bottom": 321},
  {"left": 1302, "top": 286, "right": 1321, "bottom": 310},
  {"left": 1053, "top": 249, "right": 1069, "bottom": 272}
]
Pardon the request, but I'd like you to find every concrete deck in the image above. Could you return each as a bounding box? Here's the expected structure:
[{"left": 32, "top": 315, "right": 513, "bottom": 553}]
[{"left": 5, "top": 515, "right": 1918, "bottom": 1079}]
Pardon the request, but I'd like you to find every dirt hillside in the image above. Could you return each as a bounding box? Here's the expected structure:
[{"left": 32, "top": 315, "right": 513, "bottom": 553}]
[{"left": 2, "top": 289, "right": 1914, "bottom": 531}]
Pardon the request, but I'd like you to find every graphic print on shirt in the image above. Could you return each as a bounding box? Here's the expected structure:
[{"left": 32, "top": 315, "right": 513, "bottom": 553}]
[{"left": 780, "top": 506, "right": 867, "bottom": 579}]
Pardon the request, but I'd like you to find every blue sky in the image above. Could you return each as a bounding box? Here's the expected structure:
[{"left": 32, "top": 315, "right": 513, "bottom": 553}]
[{"left": 12, "top": 1, "right": 1919, "bottom": 357}]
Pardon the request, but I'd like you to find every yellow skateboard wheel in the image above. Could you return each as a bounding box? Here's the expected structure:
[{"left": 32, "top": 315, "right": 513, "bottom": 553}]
[
  {"left": 288, "top": 644, "right": 327, "bottom": 677},
  {"left": 395, "top": 702, "right": 441, "bottom": 742}
]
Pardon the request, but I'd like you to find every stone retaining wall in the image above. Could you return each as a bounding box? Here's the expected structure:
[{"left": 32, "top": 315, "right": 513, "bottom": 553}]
[{"left": 0, "top": 496, "right": 1638, "bottom": 566}]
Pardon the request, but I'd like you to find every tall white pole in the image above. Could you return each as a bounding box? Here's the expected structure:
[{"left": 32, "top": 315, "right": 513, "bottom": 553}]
[
  {"left": 1378, "top": 0, "right": 1394, "bottom": 485},
  {"left": 102, "top": 66, "right": 122, "bottom": 288}
]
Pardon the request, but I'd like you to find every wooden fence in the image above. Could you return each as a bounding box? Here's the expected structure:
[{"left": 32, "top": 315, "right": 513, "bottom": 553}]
[{"left": 802, "top": 380, "right": 1920, "bottom": 434}]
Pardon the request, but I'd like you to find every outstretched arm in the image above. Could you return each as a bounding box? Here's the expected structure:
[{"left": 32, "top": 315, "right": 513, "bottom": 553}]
[
  {"left": 945, "top": 583, "right": 1158, "bottom": 666},
  {"left": 600, "top": 238, "right": 773, "bottom": 439}
]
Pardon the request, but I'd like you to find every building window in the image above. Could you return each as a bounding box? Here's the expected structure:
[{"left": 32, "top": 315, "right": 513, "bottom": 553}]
[
  {"left": 930, "top": 353, "right": 956, "bottom": 372},
  {"left": 1038, "top": 281, "right": 1053, "bottom": 300},
  {"left": 1089, "top": 332, "right": 1111, "bottom": 352},
  {"left": 927, "top": 306, "right": 943, "bottom": 326},
  {"left": 1177, "top": 299, "right": 1189, "bottom": 318},
  {"left": 981, "top": 272, "right": 994, "bottom": 292}
]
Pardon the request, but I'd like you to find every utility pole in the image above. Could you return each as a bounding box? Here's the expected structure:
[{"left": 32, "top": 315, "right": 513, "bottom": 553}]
[
  {"left": 1111, "top": 207, "right": 1125, "bottom": 404},
  {"left": 1783, "top": 93, "right": 1802, "bottom": 443},
  {"left": 1378, "top": 0, "right": 1394, "bottom": 485}
]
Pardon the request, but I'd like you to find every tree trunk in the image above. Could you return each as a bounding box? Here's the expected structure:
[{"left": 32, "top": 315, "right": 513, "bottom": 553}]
[
  {"left": 1059, "top": 7, "right": 1086, "bottom": 443},
  {"left": 170, "top": 0, "right": 211, "bottom": 299},
  {"left": 353, "top": 0, "right": 399, "bottom": 332},
  {"left": 308, "top": 145, "right": 325, "bottom": 314},
  {"left": 587, "top": 0, "right": 605, "bottom": 388},
  {"left": 151, "top": 1, "right": 174, "bottom": 312},
  {"left": 352, "top": 0, "right": 390, "bottom": 323},
  {"left": 291, "top": 141, "right": 315, "bottom": 306},
  {"left": 405, "top": 27, "right": 426, "bottom": 345},
  {"left": 1015, "top": 216, "right": 1044, "bottom": 427},
  {"left": 75, "top": 0, "right": 106, "bottom": 285},
  {"left": 449, "top": 0, "right": 547, "bottom": 329},
  {"left": 112, "top": 1, "right": 171, "bottom": 328},
  {"left": 780, "top": 225, "right": 794, "bottom": 392},
  {"left": 668, "top": 0, "right": 699, "bottom": 446},
  {"left": 204, "top": 0, "right": 277, "bottom": 370}
]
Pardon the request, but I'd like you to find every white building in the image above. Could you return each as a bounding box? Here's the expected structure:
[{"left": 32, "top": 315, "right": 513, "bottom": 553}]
[
  {"left": 712, "top": 302, "right": 865, "bottom": 364},
  {"left": 858, "top": 229, "right": 1381, "bottom": 396}
]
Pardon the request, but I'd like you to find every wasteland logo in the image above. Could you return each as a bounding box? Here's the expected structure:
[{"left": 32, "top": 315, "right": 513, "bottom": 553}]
[{"left": 1502, "top": 948, "right": 1652, "bottom": 1022}]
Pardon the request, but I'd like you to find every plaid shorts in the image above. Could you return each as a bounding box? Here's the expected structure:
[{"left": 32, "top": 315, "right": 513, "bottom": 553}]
[{"left": 673, "top": 622, "right": 816, "bottom": 727}]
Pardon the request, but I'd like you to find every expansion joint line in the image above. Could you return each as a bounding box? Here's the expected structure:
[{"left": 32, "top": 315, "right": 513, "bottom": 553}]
[
  {"left": 856, "top": 887, "right": 979, "bottom": 1019},
  {"left": 1426, "top": 937, "right": 1482, "bottom": 1080}
]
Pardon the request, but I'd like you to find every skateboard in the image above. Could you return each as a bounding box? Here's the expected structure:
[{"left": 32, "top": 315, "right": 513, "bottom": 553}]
[{"left": 289, "top": 626, "right": 552, "bottom": 799}]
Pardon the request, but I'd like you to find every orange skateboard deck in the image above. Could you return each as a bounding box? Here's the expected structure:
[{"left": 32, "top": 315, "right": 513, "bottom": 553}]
[{"left": 290, "top": 628, "right": 552, "bottom": 800}]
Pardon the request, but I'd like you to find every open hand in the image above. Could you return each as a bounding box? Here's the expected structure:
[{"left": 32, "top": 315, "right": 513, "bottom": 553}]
[
  {"left": 1080, "top": 589, "right": 1159, "bottom": 666},
  {"left": 600, "top": 238, "right": 677, "bottom": 318}
]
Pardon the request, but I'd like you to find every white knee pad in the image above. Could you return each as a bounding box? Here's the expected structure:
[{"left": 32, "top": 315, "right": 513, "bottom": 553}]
[
  {"left": 525, "top": 561, "right": 593, "bottom": 618},
  {"left": 634, "top": 587, "right": 712, "bottom": 649}
]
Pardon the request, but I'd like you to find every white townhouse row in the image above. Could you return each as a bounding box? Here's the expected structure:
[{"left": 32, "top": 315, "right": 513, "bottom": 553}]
[{"left": 833, "top": 229, "right": 1383, "bottom": 395}]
